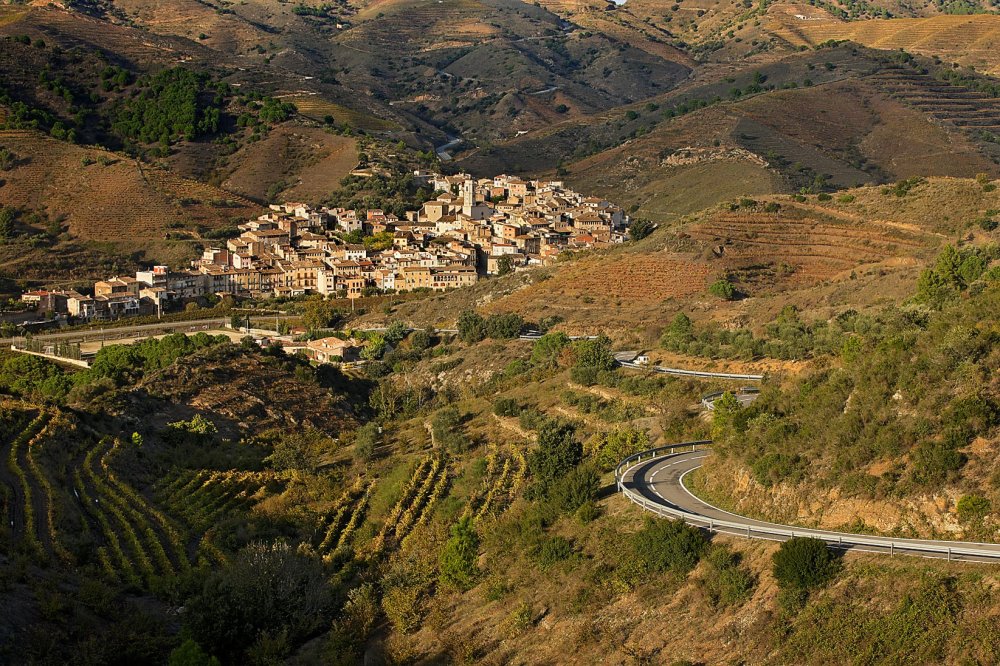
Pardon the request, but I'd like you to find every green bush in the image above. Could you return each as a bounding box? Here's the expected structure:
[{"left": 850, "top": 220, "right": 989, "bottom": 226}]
[
  {"left": 184, "top": 543, "right": 333, "bottom": 663},
  {"left": 957, "top": 494, "right": 991, "bottom": 522},
  {"left": 439, "top": 517, "right": 480, "bottom": 591},
  {"left": 532, "top": 535, "right": 574, "bottom": 569},
  {"left": 701, "top": 545, "right": 755, "bottom": 607},
  {"left": 772, "top": 537, "right": 840, "bottom": 592},
  {"left": 550, "top": 465, "right": 599, "bottom": 513},
  {"left": 431, "top": 406, "right": 467, "bottom": 452},
  {"left": 530, "top": 332, "right": 569, "bottom": 368},
  {"left": 493, "top": 397, "right": 522, "bottom": 418},
  {"left": 594, "top": 426, "right": 650, "bottom": 471},
  {"left": 572, "top": 335, "right": 616, "bottom": 371},
  {"left": 708, "top": 279, "right": 736, "bottom": 300},
  {"left": 632, "top": 518, "right": 707, "bottom": 576},
  {"left": 484, "top": 313, "right": 525, "bottom": 339},
  {"left": 527, "top": 419, "right": 581, "bottom": 497},
  {"left": 457, "top": 310, "right": 486, "bottom": 343}
]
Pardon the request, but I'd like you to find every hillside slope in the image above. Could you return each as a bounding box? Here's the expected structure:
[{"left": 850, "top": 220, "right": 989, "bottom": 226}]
[{"left": 0, "top": 130, "right": 263, "bottom": 282}]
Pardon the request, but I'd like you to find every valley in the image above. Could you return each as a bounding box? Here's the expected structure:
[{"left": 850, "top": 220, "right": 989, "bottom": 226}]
[{"left": 3, "top": 0, "right": 1000, "bottom": 663}]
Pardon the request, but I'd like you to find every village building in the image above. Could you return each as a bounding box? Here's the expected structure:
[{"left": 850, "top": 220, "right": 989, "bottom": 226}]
[{"left": 68, "top": 171, "right": 630, "bottom": 320}]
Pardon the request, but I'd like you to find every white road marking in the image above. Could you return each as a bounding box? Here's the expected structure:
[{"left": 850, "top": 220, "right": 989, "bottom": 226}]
[{"left": 627, "top": 455, "right": 1000, "bottom": 561}]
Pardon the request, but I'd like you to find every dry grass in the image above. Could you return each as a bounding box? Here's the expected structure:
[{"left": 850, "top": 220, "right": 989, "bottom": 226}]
[
  {"left": 768, "top": 14, "right": 1000, "bottom": 75},
  {"left": 0, "top": 130, "right": 262, "bottom": 280},
  {"left": 221, "top": 126, "right": 358, "bottom": 204},
  {"left": 288, "top": 97, "right": 397, "bottom": 131}
]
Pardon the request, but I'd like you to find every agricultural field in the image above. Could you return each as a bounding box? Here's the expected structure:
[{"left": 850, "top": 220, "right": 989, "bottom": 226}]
[{"left": 767, "top": 13, "right": 1000, "bottom": 75}]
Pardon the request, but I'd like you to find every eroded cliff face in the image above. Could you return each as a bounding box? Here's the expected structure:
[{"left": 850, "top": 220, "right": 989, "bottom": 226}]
[{"left": 691, "top": 455, "right": 982, "bottom": 539}]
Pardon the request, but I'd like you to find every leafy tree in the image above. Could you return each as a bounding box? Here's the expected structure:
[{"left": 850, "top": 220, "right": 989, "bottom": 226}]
[
  {"left": 439, "top": 516, "right": 479, "bottom": 590},
  {"left": 497, "top": 255, "right": 515, "bottom": 275},
  {"left": 410, "top": 327, "right": 433, "bottom": 352},
  {"left": 383, "top": 321, "right": 408, "bottom": 346},
  {"left": 265, "top": 429, "right": 329, "bottom": 474},
  {"left": 662, "top": 312, "right": 694, "bottom": 345},
  {"left": 594, "top": 426, "right": 650, "bottom": 471},
  {"left": 0, "top": 354, "right": 71, "bottom": 401},
  {"left": 457, "top": 310, "right": 486, "bottom": 343},
  {"left": 353, "top": 422, "right": 380, "bottom": 462},
  {"left": 530, "top": 332, "right": 569, "bottom": 368},
  {"left": 572, "top": 335, "right": 616, "bottom": 371},
  {"left": 431, "top": 406, "right": 467, "bottom": 452},
  {"left": 89, "top": 344, "right": 144, "bottom": 385},
  {"left": 772, "top": 537, "right": 840, "bottom": 592},
  {"left": 629, "top": 218, "right": 656, "bottom": 241},
  {"left": 484, "top": 312, "right": 524, "bottom": 339},
  {"left": 711, "top": 392, "right": 744, "bottom": 442},
  {"left": 258, "top": 97, "right": 297, "bottom": 124},
  {"left": 915, "top": 244, "right": 994, "bottom": 307},
  {"left": 527, "top": 419, "right": 581, "bottom": 496},
  {"left": 302, "top": 296, "right": 341, "bottom": 331},
  {"left": 361, "top": 332, "right": 387, "bottom": 361}
]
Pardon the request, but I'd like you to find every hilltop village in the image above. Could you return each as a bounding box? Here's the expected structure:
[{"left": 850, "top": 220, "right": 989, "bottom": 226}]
[{"left": 22, "top": 173, "right": 629, "bottom": 321}]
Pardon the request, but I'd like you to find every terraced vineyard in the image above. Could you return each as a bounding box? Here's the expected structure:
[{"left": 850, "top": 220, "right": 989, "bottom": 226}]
[
  {"left": 369, "top": 454, "right": 449, "bottom": 557},
  {"left": 870, "top": 67, "right": 1000, "bottom": 148},
  {"left": 313, "top": 477, "right": 376, "bottom": 562},
  {"left": 155, "top": 468, "right": 281, "bottom": 540},
  {"left": 3, "top": 410, "right": 52, "bottom": 558},
  {"left": 686, "top": 209, "right": 927, "bottom": 285},
  {"left": 465, "top": 444, "right": 527, "bottom": 523},
  {"left": 344, "top": 0, "right": 495, "bottom": 50},
  {"left": 76, "top": 438, "right": 186, "bottom": 585},
  {"left": 767, "top": 15, "right": 1000, "bottom": 77}
]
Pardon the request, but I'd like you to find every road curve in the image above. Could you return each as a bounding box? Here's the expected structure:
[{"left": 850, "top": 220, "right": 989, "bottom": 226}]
[{"left": 620, "top": 449, "right": 1000, "bottom": 563}]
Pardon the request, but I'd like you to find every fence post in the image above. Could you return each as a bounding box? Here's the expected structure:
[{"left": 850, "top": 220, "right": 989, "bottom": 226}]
[
  {"left": 890, "top": 542, "right": 893, "bottom": 556},
  {"left": 947, "top": 548, "right": 951, "bottom": 562},
  {"left": 747, "top": 525, "right": 750, "bottom": 537}
]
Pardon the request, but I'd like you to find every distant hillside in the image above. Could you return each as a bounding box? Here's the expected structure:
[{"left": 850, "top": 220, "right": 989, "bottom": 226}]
[
  {"left": 373, "top": 177, "right": 1000, "bottom": 335},
  {"left": 0, "top": 130, "right": 263, "bottom": 284},
  {"left": 460, "top": 45, "right": 1000, "bottom": 198}
]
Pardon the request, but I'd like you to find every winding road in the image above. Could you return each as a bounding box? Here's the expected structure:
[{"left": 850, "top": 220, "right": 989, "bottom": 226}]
[{"left": 619, "top": 447, "right": 1000, "bottom": 563}]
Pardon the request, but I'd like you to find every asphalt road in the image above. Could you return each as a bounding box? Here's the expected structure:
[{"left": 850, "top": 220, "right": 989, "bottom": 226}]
[{"left": 622, "top": 450, "right": 1000, "bottom": 563}]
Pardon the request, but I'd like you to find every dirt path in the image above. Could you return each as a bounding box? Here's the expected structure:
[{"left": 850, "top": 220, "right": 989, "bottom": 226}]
[{"left": 492, "top": 414, "right": 534, "bottom": 441}]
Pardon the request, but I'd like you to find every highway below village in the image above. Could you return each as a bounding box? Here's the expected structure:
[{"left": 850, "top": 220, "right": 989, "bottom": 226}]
[{"left": 619, "top": 448, "right": 1000, "bottom": 563}]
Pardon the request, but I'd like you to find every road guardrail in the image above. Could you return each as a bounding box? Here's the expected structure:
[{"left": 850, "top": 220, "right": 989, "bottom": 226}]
[
  {"left": 619, "top": 362, "right": 763, "bottom": 381},
  {"left": 617, "top": 445, "right": 1000, "bottom": 562}
]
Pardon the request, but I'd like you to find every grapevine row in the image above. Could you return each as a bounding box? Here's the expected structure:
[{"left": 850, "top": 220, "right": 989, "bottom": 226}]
[
  {"left": 103, "top": 440, "right": 191, "bottom": 571},
  {"left": 83, "top": 441, "right": 165, "bottom": 581},
  {"left": 6, "top": 412, "right": 50, "bottom": 557},
  {"left": 74, "top": 470, "right": 141, "bottom": 587},
  {"left": 368, "top": 455, "right": 437, "bottom": 556},
  {"left": 24, "top": 419, "right": 73, "bottom": 562}
]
